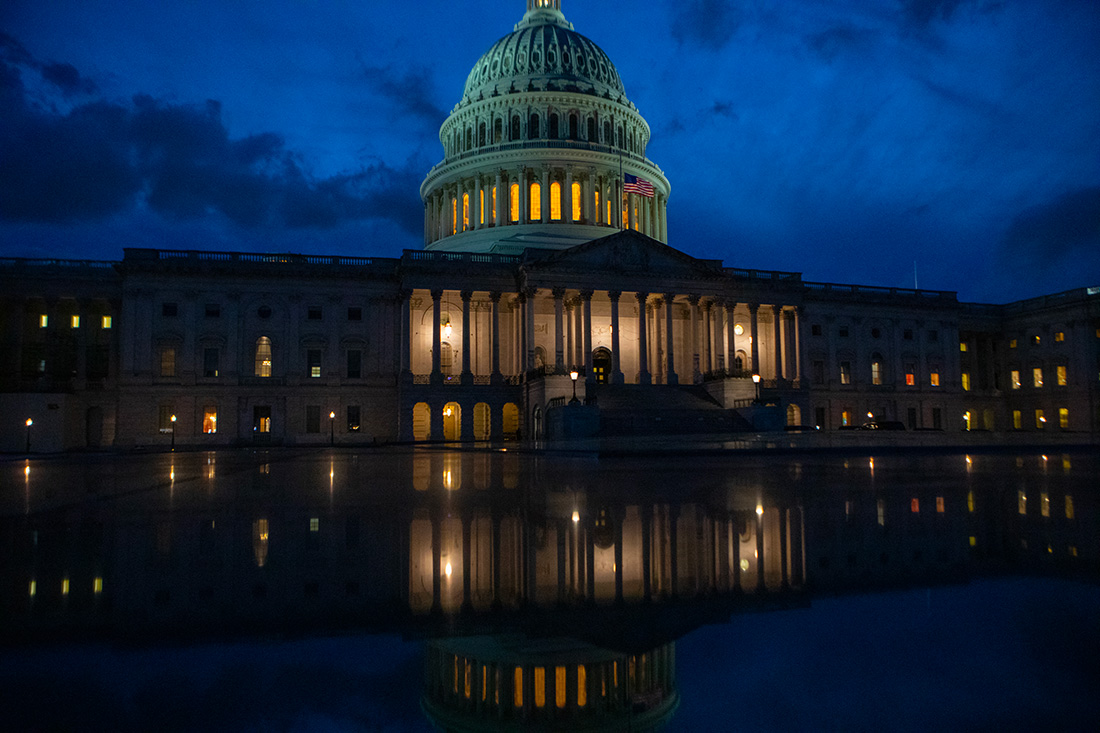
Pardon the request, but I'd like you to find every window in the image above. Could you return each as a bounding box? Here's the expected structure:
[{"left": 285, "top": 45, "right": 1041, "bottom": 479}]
[
  {"left": 838, "top": 326, "right": 848, "bottom": 338},
  {"left": 932, "top": 408, "right": 942, "bottom": 429},
  {"left": 907, "top": 407, "right": 917, "bottom": 429},
  {"left": 1035, "top": 409, "right": 1045, "bottom": 428},
  {"left": 1011, "top": 370, "right": 1021, "bottom": 389},
  {"left": 162, "top": 303, "right": 177, "bottom": 317},
  {"left": 308, "top": 349, "right": 322, "bottom": 378},
  {"left": 530, "top": 182, "right": 541, "bottom": 220},
  {"left": 257, "top": 305, "right": 272, "bottom": 319},
  {"left": 205, "top": 303, "right": 220, "bottom": 318},
  {"left": 255, "top": 337, "right": 272, "bottom": 377},
  {"left": 811, "top": 324, "right": 822, "bottom": 336},
  {"left": 814, "top": 406, "right": 825, "bottom": 428},
  {"left": 509, "top": 183, "right": 519, "bottom": 222},
  {"left": 1012, "top": 410, "right": 1022, "bottom": 429},
  {"left": 550, "top": 181, "right": 561, "bottom": 220},
  {"left": 961, "top": 372, "right": 970, "bottom": 391},
  {"left": 70, "top": 315, "right": 80, "bottom": 329},
  {"left": 571, "top": 181, "right": 582, "bottom": 221},
  {"left": 911, "top": 498, "right": 920, "bottom": 513},
  {"left": 1059, "top": 407, "right": 1069, "bottom": 429},
  {"left": 1056, "top": 365, "right": 1067, "bottom": 386},
  {"left": 1055, "top": 331, "right": 1065, "bottom": 342},
  {"left": 101, "top": 315, "right": 112, "bottom": 329},
  {"left": 158, "top": 405, "right": 175, "bottom": 433},
  {"left": 305, "top": 405, "right": 321, "bottom": 433},
  {"left": 159, "top": 347, "right": 176, "bottom": 378},
  {"left": 839, "top": 361, "right": 851, "bottom": 385},
  {"left": 1009, "top": 338, "right": 1017, "bottom": 348},
  {"left": 1065, "top": 495, "right": 1075, "bottom": 519},
  {"left": 959, "top": 341, "right": 967, "bottom": 352},
  {"left": 347, "top": 307, "right": 362, "bottom": 321},
  {"left": 1018, "top": 491, "right": 1027, "bottom": 515},
  {"left": 871, "top": 328, "right": 881, "bottom": 339},
  {"left": 903, "top": 329, "right": 913, "bottom": 340},
  {"left": 39, "top": 314, "right": 48, "bottom": 328},
  {"left": 307, "top": 306, "right": 323, "bottom": 320},
  {"left": 929, "top": 372, "right": 940, "bottom": 387},
  {"left": 928, "top": 329, "right": 938, "bottom": 342},
  {"left": 841, "top": 410, "right": 851, "bottom": 427},
  {"left": 253, "top": 406, "right": 271, "bottom": 433},
  {"left": 871, "top": 357, "right": 883, "bottom": 385},
  {"left": 812, "top": 360, "right": 824, "bottom": 385},
  {"left": 203, "top": 407, "right": 217, "bottom": 434},
  {"left": 905, "top": 363, "right": 916, "bottom": 386},
  {"left": 347, "top": 350, "right": 362, "bottom": 379},
  {"left": 1032, "top": 367, "right": 1043, "bottom": 387},
  {"left": 347, "top": 406, "right": 361, "bottom": 433},
  {"left": 203, "top": 348, "right": 219, "bottom": 378}
]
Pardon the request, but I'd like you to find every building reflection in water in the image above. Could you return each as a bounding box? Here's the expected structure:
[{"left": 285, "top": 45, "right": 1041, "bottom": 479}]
[{"left": 0, "top": 449, "right": 1095, "bottom": 730}]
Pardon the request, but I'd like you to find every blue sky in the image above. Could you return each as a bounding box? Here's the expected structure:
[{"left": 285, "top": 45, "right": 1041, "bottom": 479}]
[{"left": 2, "top": 0, "right": 1098, "bottom": 302}]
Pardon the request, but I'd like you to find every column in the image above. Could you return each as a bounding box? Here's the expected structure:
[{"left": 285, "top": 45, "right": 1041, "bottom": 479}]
[
  {"left": 461, "top": 291, "right": 473, "bottom": 383},
  {"left": 587, "top": 167, "right": 597, "bottom": 224},
  {"left": 552, "top": 287, "right": 565, "bottom": 372},
  {"left": 525, "top": 288, "right": 536, "bottom": 371},
  {"left": 582, "top": 291, "right": 594, "bottom": 384},
  {"left": 637, "top": 292, "right": 650, "bottom": 384},
  {"left": 726, "top": 302, "right": 736, "bottom": 376},
  {"left": 688, "top": 295, "right": 701, "bottom": 384},
  {"left": 541, "top": 166, "right": 550, "bottom": 223},
  {"left": 702, "top": 301, "right": 712, "bottom": 375},
  {"left": 609, "top": 291, "right": 623, "bottom": 384},
  {"left": 431, "top": 289, "right": 443, "bottom": 384},
  {"left": 400, "top": 290, "right": 412, "bottom": 374},
  {"left": 565, "top": 168, "right": 574, "bottom": 223},
  {"left": 664, "top": 294, "right": 677, "bottom": 385},
  {"left": 749, "top": 303, "right": 760, "bottom": 376},
  {"left": 519, "top": 167, "right": 528, "bottom": 223},
  {"left": 494, "top": 171, "right": 503, "bottom": 226},
  {"left": 772, "top": 305, "right": 783, "bottom": 380},
  {"left": 490, "top": 292, "right": 502, "bottom": 382}
]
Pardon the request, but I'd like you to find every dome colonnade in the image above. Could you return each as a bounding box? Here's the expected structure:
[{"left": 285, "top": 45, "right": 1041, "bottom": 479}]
[{"left": 420, "top": 0, "right": 670, "bottom": 252}]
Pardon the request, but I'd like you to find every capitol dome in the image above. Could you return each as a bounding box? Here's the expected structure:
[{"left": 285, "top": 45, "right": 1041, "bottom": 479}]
[{"left": 421, "top": 0, "right": 670, "bottom": 254}]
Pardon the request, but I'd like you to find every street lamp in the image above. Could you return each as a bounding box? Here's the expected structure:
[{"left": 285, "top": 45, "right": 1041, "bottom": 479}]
[
  {"left": 170, "top": 414, "right": 177, "bottom": 451},
  {"left": 569, "top": 369, "right": 579, "bottom": 404},
  {"left": 25, "top": 418, "right": 32, "bottom": 453},
  {"left": 329, "top": 411, "right": 336, "bottom": 446},
  {"left": 752, "top": 373, "right": 761, "bottom": 401}
]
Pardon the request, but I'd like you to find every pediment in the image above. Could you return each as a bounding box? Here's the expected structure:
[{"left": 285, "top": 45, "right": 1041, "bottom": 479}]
[{"left": 526, "top": 230, "right": 723, "bottom": 279}]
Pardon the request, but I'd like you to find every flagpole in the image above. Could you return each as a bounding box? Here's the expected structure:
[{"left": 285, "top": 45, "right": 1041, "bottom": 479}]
[{"left": 618, "top": 149, "right": 624, "bottom": 230}]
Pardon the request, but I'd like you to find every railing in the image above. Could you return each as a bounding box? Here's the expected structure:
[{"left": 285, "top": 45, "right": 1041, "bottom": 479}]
[
  {"left": 424, "top": 139, "right": 660, "bottom": 179},
  {"left": 412, "top": 374, "right": 431, "bottom": 385},
  {"left": 724, "top": 268, "right": 802, "bottom": 282},
  {"left": 124, "top": 248, "right": 393, "bottom": 268},
  {"left": 238, "top": 376, "right": 286, "bottom": 386},
  {"left": 547, "top": 396, "right": 566, "bottom": 409},
  {"left": 403, "top": 250, "right": 522, "bottom": 265},
  {"left": 803, "top": 280, "right": 956, "bottom": 301},
  {"left": 703, "top": 368, "right": 755, "bottom": 381},
  {"left": 0, "top": 258, "right": 117, "bottom": 269}
]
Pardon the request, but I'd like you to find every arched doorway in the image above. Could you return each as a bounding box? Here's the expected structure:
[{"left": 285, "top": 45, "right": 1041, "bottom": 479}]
[
  {"left": 592, "top": 347, "right": 612, "bottom": 384},
  {"left": 786, "top": 404, "right": 802, "bottom": 426},
  {"left": 412, "top": 402, "right": 430, "bottom": 441},
  {"left": 443, "top": 402, "right": 461, "bottom": 440},
  {"left": 532, "top": 406, "right": 543, "bottom": 440},
  {"left": 473, "top": 402, "right": 490, "bottom": 440},
  {"left": 502, "top": 403, "right": 520, "bottom": 440}
]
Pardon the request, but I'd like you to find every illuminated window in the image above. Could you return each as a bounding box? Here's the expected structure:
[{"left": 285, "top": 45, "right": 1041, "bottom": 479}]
[
  {"left": 491, "top": 186, "right": 497, "bottom": 222},
  {"left": 1058, "top": 407, "right": 1069, "bottom": 428},
  {"left": 479, "top": 189, "right": 484, "bottom": 225},
  {"left": 203, "top": 407, "right": 217, "bottom": 434},
  {"left": 102, "top": 315, "right": 112, "bottom": 329},
  {"left": 605, "top": 195, "right": 612, "bottom": 224},
  {"left": 255, "top": 337, "right": 272, "bottom": 377},
  {"left": 71, "top": 315, "right": 80, "bottom": 328},
  {"left": 530, "top": 182, "right": 541, "bottom": 221},
  {"left": 62, "top": 578, "right": 69, "bottom": 596},
  {"left": 929, "top": 372, "right": 940, "bottom": 387},
  {"left": 308, "top": 349, "right": 322, "bottom": 378},
  {"left": 959, "top": 341, "right": 967, "bottom": 352},
  {"left": 841, "top": 410, "right": 850, "bottom": 426},
  {"left": 39, "top": 314, "right": 48, "bottom": 328},
  {"left": 577, "top": 665, "right": 587, "bottom": 707},
  {"left": 556, "top": 666, "right": 567, "bottom": 708},
  {"left": 451, "top": 197, "right": 457, "bottom": 234},
  {"left": 158, "top": 404, "right": 175, "bottom": 432},
  {"left": 1012, "top": 410, "right": 1022, "bottom": 429},
  {"left": 911, "top": 498, "right": 920, "bottom": 513},
  {"left": 1009, "top": 338, "right": 1017, "bottom": 348},
  {"left": 1040, "top": 492, "right": 1050, "bottom": 517},
  {"left": 839, "top": 361, "right": 851, "bottom": 385},
  {"left": 550, "top": 181, "right": 562, "bottom": 220},
  {"left": 347, "top": 405, "right": 360, "bottom": 433},
  {"left": 571, "top": 181, "right": 582, "bottom": 221},
  {"left": 1065, "top": 495, "right": 1074, "bottom": 519},
  {"left": 159, "top": 347, "right": 176, "bottom": 377},
  {"left": 1010, "top": 370, "right": 1021, "bottom": 389},
  {"left": 1056, "top": 365, "right": 1067, "bottom": 385},
  {"left": 310, "top": 517, "right": 319, "bottom": 532},
  {"left": 514, "top": 667, "right": 524, "bottom": 708},
  {"left": 509, "top": 183, "right": 519, "bottom": 222},
  {"left": 462, "top": 193, "right": 469, "bottom": 231},
  {"left": 905, "top": 362, "right": 915, "bottom": 385},
  {"left": 969, "top": 536, "right": 977, "bottom": 546},
  {"left": 1035, "top": 409, "right": 1045, "bottom": 428},
  {"left": 94, "top": 577, "right": 103, "bottom": 594},
  {"left": 961, "top": 372, "right": 970, "bottom": 391},
  {"left": 1032, "top": 368, "right": 1043, "bottom": 387},
  {"left": 871, "top": 357, "right": 883, "bottom": 385},
  {"left": 1018, "top": 490, "right": 1027, "bottom": 515},
  {"left": 963, "top": 411, "right": 972, "bottom": 431},
  {"left": 1069, "top": 545, "right": 1078, "bottom": 556},
  {"left": 534, "top": 667, "right": 546, "bottom": 708},
  {"left": 1055, "top": 331, "right": 1065, "bottom": 342}
]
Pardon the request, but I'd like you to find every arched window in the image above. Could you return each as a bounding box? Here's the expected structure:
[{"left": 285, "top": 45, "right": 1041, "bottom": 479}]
[
  {"left": 511, "top": 115, "right": 521, "bottom": 140},
  {"left": 509, "top": 183, "right": 519, "bottom": 222},
  {"left": 440, "top": 342, "right": 453, "bottom": 374},
  {"left": 569, "top": 113, "right": 579, "bottom": 140},
  {"left": 595, "top": 189, "right": 601, "bottom": 223},
  {"left": 616, "top": 125, "right": 623, "bottom": 148},
  {"left": 529, "top": 113, "right": 540, "bottom": 140},
  {"left": 254, "top": 337, "right": 272, "bottom": 377},
  {"left": 502, "top": 403, "right": 520, "bottom": 440},
  {"left": 443, "top": 402, "right": 461, "bottom": 441},
  {"left": 787, "top": 404, "right": 802, "bottom": 426},
  {"left": 493, "top": 118, "right": 503, "bottom": 143},
  {"left": 530, "top": 182, "right": 541, "bottom": 221},
  {"left": 473, "top": 402, "right": 491, "bottom": 441},
  {"left": 451, "top": 197, "right": 457, "bottom": 235},
  {"left": 587, "top": 117, "right": 596, "bottom": 142},
  {"left": 462, "top": 193, "right": 470, "bottom": 231},
  {"left": 550, "top": 181, "right": 562, "bottom": 220},
  {"left": 478, "top": 189, "right": 485, "bottom": 226},
  {"left": 871, "top": 354, "right": 884, "bottom": 385},
  {"left": 603, "top": 121, "right": 611, "bottom": 143},
  {"left": 412, "top": 402, "right": 430, "bottom": 441},
  {"left": 478, "top": 122, "right": 486, "bottom": 147},
  {"left": 549, "top": 113, "right": 559, "bottom": 139},
  {"left": 465, "top": 127, "right": 472, "bottom": 150},
  {"left": 571, "top": 181, "right": 582, "bottom": 221}
]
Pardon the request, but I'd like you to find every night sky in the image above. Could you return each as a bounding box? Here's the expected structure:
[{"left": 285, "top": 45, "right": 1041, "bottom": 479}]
[{"left": 2, "top": 0, "right": 1098, "bottom": 303}]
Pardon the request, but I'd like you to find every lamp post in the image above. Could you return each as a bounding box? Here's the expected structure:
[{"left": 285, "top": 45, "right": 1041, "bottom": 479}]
[
  {"left": 752, "top": 373, "right": 761, "bottom": 401},
  {"left": 170, "top": 414, "right": 176, "bottom": 451},
  {"left": 329, "top": 411, "right": 336, "bottom": 446},
  {"left": 25, "top": 418, "right": 32, "bottom": 453},
  {"left": 569, "top": 369, "right": 579, "bottom": 404}
]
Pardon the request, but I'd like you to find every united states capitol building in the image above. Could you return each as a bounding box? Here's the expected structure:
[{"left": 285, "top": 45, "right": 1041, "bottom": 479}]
[{"left": 2, "top": 0, "right": 1098, "bottom": 452}]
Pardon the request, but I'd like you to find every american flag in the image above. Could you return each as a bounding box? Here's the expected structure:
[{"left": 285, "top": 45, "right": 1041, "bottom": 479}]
[{"left": 623, "top": 173, "right": 655, "bottom": 198}]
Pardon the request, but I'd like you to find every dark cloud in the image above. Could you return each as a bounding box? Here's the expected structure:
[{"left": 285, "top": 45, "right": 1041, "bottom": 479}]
[
  {"left": 901, "top": 0, "right": 968, "bottom": 27},
  {"left": 1002, "top": 187, "right": 1100, "bottom": 269},
  {"left": 711, "top": 100, "right": 738, "bottom": 119},
  {"left": 670, "top": 0, "right": 742, "bottom": 50},
  {"left": 806, "top": 26, "right": 875, "bottom": 62},
  {"left": 0, "top": 38, "right": 424, "bottom": 236},
  {"left": 358, "top": 61, "right": 445, "bottom": 124}
]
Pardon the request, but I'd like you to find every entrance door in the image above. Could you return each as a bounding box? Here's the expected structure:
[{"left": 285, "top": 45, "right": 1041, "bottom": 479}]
[
  {"left": 253, "top": 406, "right": 272, "bottom": 434},
  {"left": 592, "top": 348, "right": 612, "bottom": 384}
]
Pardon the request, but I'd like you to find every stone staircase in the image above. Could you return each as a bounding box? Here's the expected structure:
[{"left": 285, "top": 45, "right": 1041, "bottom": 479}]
[{"left": 589, "top": 384, "right": 753, "bottom": 436}]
